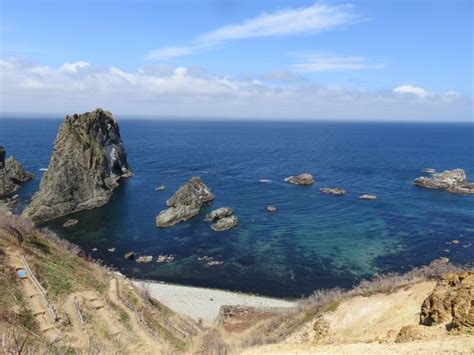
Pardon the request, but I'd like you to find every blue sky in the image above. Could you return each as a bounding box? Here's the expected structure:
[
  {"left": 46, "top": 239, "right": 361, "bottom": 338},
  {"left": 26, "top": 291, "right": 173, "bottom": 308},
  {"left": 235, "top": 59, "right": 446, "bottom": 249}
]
[{"left": 0, "top": 0, "right": 472, "bottom": 120}]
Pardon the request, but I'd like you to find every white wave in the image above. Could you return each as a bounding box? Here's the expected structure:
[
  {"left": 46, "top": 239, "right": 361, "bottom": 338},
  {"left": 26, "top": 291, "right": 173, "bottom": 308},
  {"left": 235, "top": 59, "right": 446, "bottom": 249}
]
[
  {"left": 39, "top": 168, "right": 48, "bottom": 171},
  {"left": 259, "top": 179, "right": 271, "bottom": 183}
]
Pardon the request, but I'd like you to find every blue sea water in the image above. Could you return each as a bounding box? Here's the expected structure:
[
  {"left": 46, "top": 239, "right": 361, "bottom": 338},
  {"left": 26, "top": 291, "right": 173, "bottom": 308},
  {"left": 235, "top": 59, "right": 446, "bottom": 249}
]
[{"left": 1, "top": 119, "right": 473, "bottom": 298}]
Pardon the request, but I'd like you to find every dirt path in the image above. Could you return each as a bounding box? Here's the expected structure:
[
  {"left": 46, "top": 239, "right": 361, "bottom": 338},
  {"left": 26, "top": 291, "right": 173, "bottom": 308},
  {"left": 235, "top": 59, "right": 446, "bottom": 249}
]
[{"left": 7, "top": 253, "right": 62, "bottom": 345}]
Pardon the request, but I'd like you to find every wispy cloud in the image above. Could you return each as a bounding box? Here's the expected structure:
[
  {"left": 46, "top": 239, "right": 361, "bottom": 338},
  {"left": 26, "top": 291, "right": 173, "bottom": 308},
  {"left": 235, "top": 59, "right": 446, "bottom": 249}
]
[
  {"left": 393, "top": 84, "right": 431, "bottom": 98},
  {"left": 1, "top": 58, "right": 469, "bottom": 121},
  {"left": 146, "top": 3, "right": 360, "bottom": 60},
  {"left": 292, "top": 53, "right": 384, "bottom": 72}
]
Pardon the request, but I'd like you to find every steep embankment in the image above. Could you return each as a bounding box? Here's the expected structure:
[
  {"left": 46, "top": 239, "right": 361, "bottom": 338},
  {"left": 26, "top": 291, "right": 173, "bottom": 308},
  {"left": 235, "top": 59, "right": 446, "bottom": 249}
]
[
  {"left": 0, "top": 211, "right": 472, "bottom": 354},
  {"left": 0, "top": 212, "right": 200, "bottom": 353},
  {"left": 240, "top": 270, "right": 473, "bottom": 354},
  {"left": 24, "top": 109, "right": 131, "bottom": 223}
]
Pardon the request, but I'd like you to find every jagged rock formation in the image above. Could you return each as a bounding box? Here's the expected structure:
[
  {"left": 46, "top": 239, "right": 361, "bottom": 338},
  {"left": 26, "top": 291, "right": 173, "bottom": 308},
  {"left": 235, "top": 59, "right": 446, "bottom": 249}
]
[
  {"left": 156, "top": 177, "right": 214, "bottom": 228},
  {"left": 24, "top": 109, "right": 131, "bottom": 223},
  {"left": 211, "top": 215, "right": 238, "bottom": 231},
  {"left": 420, "top": 271, "right": 473, "bottom": 332},
  {"left": 414, "top": 169, "right": 474, "bottom": 194},
  {"left": 205, "top": 207, "right": 238, "bottom": 231},
  {"left": 0, "top": 156, "right": 34, "bottom": 197},
  {"left": 205, "top": 207, "right": 233, "bottom": 222},
  {"left": 285, "top": 173, "right": 314, "bottom": 185}
]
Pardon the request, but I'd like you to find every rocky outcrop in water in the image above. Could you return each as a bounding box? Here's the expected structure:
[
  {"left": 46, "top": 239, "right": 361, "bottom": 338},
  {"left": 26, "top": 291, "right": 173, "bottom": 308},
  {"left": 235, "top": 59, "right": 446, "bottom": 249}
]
[
  {"left": 320, "top": 187, "right": 346, "bottom": 195},
  {"left": 0, "top": 156, "right": 34, "bottom": 198},
  {"left": 155, "top": 177, "right": 214, "bottom": 228},
  {"left": 359, "top": 194, "right": 377, "bottom": 200},
  {"left": 205, "top": 207, "right": 233, "bottom": 222},
  {"left": 211, "top": 215, "right": 238, "bottom": 231},
  {"left": 285, "top": 173, "right": 314, "bottom": 185},
  {"left": 23, "top": 109, "right": 131, "bottom": 223},
  {"left": 205, "top": 206, "right": 238, "bottom": 231},
  {"left": 414, "top": 169, "right": 474, "bottom": 194},
  {"left": 420, "top": 271, "right": 473, "bottom": 333}
]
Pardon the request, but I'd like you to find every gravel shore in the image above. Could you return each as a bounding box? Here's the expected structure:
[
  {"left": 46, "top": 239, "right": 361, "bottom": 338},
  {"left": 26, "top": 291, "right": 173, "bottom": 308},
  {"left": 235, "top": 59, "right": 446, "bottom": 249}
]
[{"left": 133, "top": 280, "right": 296, "bottom": 322}]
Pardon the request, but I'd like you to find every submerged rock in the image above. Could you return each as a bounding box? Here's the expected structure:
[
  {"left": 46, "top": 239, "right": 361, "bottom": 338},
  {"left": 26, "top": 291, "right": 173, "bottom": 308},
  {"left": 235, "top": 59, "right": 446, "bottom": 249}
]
[
  {"left": 0, "top": 155, "right": 34, "bottom": 198},
  {"left": 414, "top": 169, "right": 474, "bottom": 194},
  {"left": 266, "top": 205, "right": 277, "bottom": 212},
  {"left": 284, "top": 173, "right": 314, "bottom": 185},
  {"left": 211, "top": 215, "right": 238, "bottom": 231},
  {"left": 359, "top": 194, "right": 377, "bottom": 200},
  {"left": 420, "top": 271, "right": 474, "bottom": 332},
  {"left": 320, "top": 187, "right": 346, "bottom": 195},
  {"left": 205, "top": 207, "right": 233, "bottom": 222},
  {"left": 62, "top": 219, "right": 78, "bottom": 228},
  {"left": 156, "top": 254, "right": 175, "bottom": 263},
  {"left": 24, "top": 109, "right": 131, "bottom": 223},
  {"left": 156, "top": 177, "right": 214, "bottom": 228},
  {"left": 124, "top": 251, "right": 135, "bottom": 260},
  {"left": 108, "top": 247, "right": 116, "bottom": 252},
  {"left": 198, "top": 256, "right": 224, "bottom": 267},
  {"left": 136, "top": 255, "right": 153, "bottom": 263}
]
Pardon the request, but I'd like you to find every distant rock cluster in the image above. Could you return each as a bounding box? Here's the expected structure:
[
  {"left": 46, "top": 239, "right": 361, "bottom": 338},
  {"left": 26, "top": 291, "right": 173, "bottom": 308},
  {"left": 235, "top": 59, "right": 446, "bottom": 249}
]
[{"left": 414, "top": 169, "right": 474, "bottom": 194}]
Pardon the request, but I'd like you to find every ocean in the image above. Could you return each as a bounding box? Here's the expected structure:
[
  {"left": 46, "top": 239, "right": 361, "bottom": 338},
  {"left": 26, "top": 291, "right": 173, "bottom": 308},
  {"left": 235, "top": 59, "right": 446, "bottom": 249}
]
[{"left": 1, "top": 119, "right": 473, "bottom": 298}]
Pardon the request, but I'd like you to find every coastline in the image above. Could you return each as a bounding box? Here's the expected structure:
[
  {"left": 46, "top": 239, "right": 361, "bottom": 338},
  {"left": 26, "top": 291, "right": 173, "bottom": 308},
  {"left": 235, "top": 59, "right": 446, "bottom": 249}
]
[{"left": 132, "top": 279, "right": 297, "bottom": 322}]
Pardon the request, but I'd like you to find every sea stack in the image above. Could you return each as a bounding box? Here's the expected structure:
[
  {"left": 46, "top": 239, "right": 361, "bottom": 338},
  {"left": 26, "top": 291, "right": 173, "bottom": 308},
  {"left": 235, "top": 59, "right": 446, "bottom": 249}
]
[
  {"left": 156, "top": 177, "right": 214, "bottom": 228},
  {"left": 24, "top": 109, "right": 131, "bottom": 223}
]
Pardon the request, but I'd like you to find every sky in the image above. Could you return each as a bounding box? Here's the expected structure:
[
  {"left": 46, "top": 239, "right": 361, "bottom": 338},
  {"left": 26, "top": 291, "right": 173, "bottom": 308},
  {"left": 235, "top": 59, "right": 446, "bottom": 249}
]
[{"left": 0, "top": 0, "right": 472, "bottom": 121}]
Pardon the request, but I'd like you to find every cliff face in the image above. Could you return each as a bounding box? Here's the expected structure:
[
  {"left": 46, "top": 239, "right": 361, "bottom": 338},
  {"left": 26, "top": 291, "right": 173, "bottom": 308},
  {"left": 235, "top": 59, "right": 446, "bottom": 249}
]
[{"left": 24, "top": 109, "right": 131, "bottom": 223}]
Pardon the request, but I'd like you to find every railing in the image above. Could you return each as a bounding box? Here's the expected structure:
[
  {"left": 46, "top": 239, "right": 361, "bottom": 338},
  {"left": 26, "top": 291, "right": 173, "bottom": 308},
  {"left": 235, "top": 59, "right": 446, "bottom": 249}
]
[
  {"left": 73, "top": 296, "right": 86, "bottom": 326},
  {"left": 20, "top": 256, "right": 57, "bottom": 322}
]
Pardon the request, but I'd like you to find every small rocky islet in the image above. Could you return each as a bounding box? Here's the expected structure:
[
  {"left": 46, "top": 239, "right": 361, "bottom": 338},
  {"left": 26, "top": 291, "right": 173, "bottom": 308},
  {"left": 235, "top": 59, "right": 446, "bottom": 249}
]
[
  {"left": 0, "top": 148, "right": 34, "bottom": 211},
  {"left": 205, "top": 207, "right": 238, "bottom": 231},
  {"left": 155, "top": 176, "right": 214, "bottom": 228},
  {"left": 414, "top": 169, "right": 474, "bottom": 194}
]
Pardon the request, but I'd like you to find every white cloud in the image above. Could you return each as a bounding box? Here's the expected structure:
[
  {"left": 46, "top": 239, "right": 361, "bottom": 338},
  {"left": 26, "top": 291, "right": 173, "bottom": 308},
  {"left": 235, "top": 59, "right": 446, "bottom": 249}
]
[
  {"left": 393, "top": 84, "right": 431, "bottom": 98},
  {"left": 58, "top": 61, "right": 90, "bottom": 73},
  {"left": 146, "top": 3, "right": 359, "bottom": 60},
  {"left": 293, "top": 54, "right": 383, "bottom": 72},
  {"left": 0, "top": 58, "right": 470, "bottom": 121}
]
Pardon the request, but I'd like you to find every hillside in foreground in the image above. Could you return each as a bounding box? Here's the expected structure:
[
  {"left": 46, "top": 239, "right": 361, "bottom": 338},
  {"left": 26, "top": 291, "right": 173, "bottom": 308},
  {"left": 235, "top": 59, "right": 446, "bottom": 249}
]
[{"left": 0, "top": 211, "right": 472, "bottom": 354}]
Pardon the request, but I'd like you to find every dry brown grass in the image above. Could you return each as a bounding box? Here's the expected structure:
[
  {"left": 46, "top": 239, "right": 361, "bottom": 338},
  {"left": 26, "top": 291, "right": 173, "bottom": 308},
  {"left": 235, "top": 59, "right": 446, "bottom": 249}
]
[{"left": 232, "top": 259, "right": 471, "bottom": 350}]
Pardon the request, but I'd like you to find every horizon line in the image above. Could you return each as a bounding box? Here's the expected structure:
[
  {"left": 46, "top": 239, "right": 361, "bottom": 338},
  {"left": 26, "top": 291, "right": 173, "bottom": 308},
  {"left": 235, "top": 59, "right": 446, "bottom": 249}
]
[{"left": 0, "top": 112, "right": 472, "bottom": 124}]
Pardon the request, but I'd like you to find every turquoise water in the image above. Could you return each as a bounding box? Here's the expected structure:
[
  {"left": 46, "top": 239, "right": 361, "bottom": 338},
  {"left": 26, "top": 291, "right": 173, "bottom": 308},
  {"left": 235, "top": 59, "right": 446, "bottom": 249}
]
[{"left": 1, "top": 119, "right": 473, "bottom": 298}]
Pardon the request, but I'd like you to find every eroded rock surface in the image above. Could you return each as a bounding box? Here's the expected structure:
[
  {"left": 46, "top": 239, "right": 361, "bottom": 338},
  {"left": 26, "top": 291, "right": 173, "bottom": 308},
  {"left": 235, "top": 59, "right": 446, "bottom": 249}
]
[
  {"left": 24, "top": 109, "right": 131, "bottom": 223},
  {"left": 420, "top": 271, "right": 474, "bottom": 333},
  {"left": 211, "top": 215, "right": 238, "bottom": 231},
  {"left": 205, "top": 207, "right": 233, "bottom": 222},
  {"left": 414, "top": 169, "right": 474, "bottom": 194},
  {"left": 285, "top": 173, "right": 314, "bottom": 185},
  {"left": 156, "top": 177, "right": 214, "bottom": 227},
  {"left": 0, "top": 156, "right": 34, "bottom": 198}
]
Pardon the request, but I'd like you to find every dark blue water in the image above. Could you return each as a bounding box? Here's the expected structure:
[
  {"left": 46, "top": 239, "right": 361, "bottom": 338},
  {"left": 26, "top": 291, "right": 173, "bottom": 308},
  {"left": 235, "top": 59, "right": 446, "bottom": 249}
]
[{"left": 1, "top": 119, "right": 473, "bottom": 298}]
